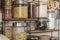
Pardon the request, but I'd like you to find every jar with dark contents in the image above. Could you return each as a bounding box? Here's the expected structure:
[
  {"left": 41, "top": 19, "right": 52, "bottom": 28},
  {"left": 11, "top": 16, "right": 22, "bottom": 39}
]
[
  {"left": 28, "top": 2, "right": 39, "bottom": 18},
  {"left": 13, "top": 22, "right": 27, "bottom": 40},
  {"left": 5, "top": 9, "right": 12, "bottom": 19},
  {"left": 13, "top": 0, "right": 28, "bottom": 19}
]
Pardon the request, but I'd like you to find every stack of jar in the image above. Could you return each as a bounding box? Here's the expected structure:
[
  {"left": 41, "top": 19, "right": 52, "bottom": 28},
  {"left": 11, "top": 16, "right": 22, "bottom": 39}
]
[{"left": 4, "top": 0, "right": 12, "bottom": 19}]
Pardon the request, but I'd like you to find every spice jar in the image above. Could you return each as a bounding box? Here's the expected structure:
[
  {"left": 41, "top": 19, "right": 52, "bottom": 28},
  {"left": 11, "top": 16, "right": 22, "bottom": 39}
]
[
  {"left": 4, "top": 0, "right": 12, "bottom": 9},
  {"left": 13, "top": 23, "right": 27, "bottom": 40},
  {"left": 5, "top": 9, "right": 12, "bottom": 19},
  {"left": 27, "top": 21, "right": 36, "bottom": 30},
  {"left": 13, "top": 0, "right": 28, "bottom": 18},
  {"left": 5, "top": 26, "right": 13, "bottom": 40},
  {"left": 5, "top": 22, "right": 13, "bottom": 40}
]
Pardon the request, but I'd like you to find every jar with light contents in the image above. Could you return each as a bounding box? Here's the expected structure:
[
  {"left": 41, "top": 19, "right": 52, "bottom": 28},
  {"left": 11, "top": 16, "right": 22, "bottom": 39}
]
[
  {"left": 13, "top": 22, "right": 27, "bottom": 40},
  {"left": 13, "top": 0, "right": 28, "bottom": 19}
]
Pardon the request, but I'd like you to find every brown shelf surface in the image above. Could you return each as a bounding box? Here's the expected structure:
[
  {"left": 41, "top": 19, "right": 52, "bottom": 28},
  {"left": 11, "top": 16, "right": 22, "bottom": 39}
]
[
  {"left": 4, "top": 18, "right": 38, "bottom": 21},
  {"left": 27, "top": 29, "right": 58, "bottom": 33}
]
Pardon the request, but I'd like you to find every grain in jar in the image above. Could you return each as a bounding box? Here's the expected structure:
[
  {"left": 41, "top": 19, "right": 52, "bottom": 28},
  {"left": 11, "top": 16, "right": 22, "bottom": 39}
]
[
  {"left": 13, "top": 0, "right": 28, "bottom": 18},
  {"left": 13, "top": 23, "right": 26, "bottom": 40},
  {"left": 5, "top": 26, "right": 13, "bottom": 40}
]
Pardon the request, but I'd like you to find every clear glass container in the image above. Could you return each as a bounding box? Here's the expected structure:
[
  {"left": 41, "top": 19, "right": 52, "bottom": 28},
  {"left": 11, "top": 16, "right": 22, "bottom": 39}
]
[
  {"left": 13, "top": 0, "right": 28, "bottom": 18},
  {"left": 5, "top": 22, "right": 13, "bottom": 40},
  {"left": 13, "top": 23, "right": 26, "bottom": 40},
  {"left": 5, "top": 9, "right": 12, "bottom": 19},
  {"left": 28, "top": 2, "right": 36, "bottom": 18},
  {"left": 4, "top": 0, "right": 12, "bottom": 9}
]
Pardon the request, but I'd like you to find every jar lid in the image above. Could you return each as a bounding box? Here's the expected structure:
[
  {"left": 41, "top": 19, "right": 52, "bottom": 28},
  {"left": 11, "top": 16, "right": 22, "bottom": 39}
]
[
  {"left": 14, "top": 0, "right": 28, "bottom": 5},
  {"left": 13, "top": 22, "right": 27, "bottom": 27}
]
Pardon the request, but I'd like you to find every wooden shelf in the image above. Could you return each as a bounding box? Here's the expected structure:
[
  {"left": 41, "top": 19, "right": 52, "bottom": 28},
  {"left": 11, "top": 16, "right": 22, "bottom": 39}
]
[
  {"left": 3, "top": 18, "right": 38, "bottom": 21},
  {"left": 27, "top": 29, "right": 58, "bottom": 33}
]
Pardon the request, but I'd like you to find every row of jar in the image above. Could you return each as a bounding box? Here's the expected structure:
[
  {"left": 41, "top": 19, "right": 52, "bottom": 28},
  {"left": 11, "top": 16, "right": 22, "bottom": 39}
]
[
  {"left": 3, "top": 0, "right": 48, "bottom": 19},
  {"left": 3, "top": 21, "right": 57, "bottom": 40}
]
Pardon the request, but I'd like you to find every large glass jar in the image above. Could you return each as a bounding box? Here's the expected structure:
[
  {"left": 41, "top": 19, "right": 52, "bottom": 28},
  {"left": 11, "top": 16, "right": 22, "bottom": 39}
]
[
  {"left": 13, "top": 0, "right": 28, "bottom": 18},
  {"left": 13, "top": 23, "right": 27, "bottom": 40},
  {"left": 28, "top": 2, "right": 36, "bottom": 18}
]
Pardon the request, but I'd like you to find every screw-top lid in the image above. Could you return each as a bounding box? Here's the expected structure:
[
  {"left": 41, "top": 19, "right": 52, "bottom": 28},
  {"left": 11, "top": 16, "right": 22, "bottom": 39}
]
[{"left": 14, "top": 0, "right": 27, "bottom": 4}]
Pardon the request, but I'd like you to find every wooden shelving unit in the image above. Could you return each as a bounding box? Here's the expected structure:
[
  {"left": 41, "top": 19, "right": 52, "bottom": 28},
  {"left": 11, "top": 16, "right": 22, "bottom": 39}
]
[
  {"left": 27, "top": 29, "right": 58, "bottom": 33},
  {"left": 3, "top": 18, "right": 38, "bottom": 21}
]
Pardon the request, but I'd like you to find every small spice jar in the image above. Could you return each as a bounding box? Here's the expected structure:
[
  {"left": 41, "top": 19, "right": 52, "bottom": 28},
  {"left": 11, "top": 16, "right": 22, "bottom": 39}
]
[
  {"left": 13, "top": 0, "right": 28, "bottom": 19},
  {"left": 4, "top": 9, "right": 12, "bottom": 19},
  {"left": 4, "top": 0, "right": 12, "bottom": 9},
  {"left": 13, "top": 22, "right": 27, "bottom": 40},
  {"left": 27, "top": 21, "right": 36, "bottom": 30}
]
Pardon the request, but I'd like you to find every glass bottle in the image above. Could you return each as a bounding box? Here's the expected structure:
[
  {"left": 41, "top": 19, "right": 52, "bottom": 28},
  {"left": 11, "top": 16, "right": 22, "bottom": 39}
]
[
  {"left": 13, "top": 23, "right": 26, "bottom": 40},
  {"left": 4, "top": 0, "right": 12, "bottom": 19},
  {"left": 13, "top": 0, "right": 28, "bottom": 18}
]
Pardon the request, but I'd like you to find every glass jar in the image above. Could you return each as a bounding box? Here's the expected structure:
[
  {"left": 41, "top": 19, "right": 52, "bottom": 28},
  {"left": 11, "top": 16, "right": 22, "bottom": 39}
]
[
  {"left": 5, "top": 22, "right": 13, "bottom": 40},
  {"left": 38, "top": 2, "right": 48, "bottom": 18},
  {"left": 27, "top": 21, "right": 36, "bottom": 30},
  {"left": 4, "top": 0, "right": 12, "bottom": 9},
  {"left": 28, "top": 2, "right": 36, "bottom": 18},
  {"left": 13, "top": 0, "right": 28, "bottom": 18},
  {"left": 13, "top": 23, "right": 26, "bottom": 40},
  {"left": 5, "top": 9, "right": 12, "bottom": 19}
]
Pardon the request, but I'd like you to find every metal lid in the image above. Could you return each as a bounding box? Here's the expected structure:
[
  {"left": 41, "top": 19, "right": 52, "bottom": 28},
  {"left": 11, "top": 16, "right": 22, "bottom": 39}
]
[{"left": 14, "top": 0, "right": 28, "bottom": 4}]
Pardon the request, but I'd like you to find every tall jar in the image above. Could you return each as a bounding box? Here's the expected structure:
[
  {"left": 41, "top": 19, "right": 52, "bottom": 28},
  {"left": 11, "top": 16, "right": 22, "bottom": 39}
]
[
  {"left": 4, "top": 0, "right": 12, "bottom": 19},
  {"left": 13, "top": 23, "right": 26, "bottom": 40},
  {"left": 36, "top": 1, "right": 48, "bottom": 18},
  {"left": 28, "top": 2, "right": 36, "bottom": 18},
  {"left": 13, "top": 0, "right": 28, "bottom": 18}
]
